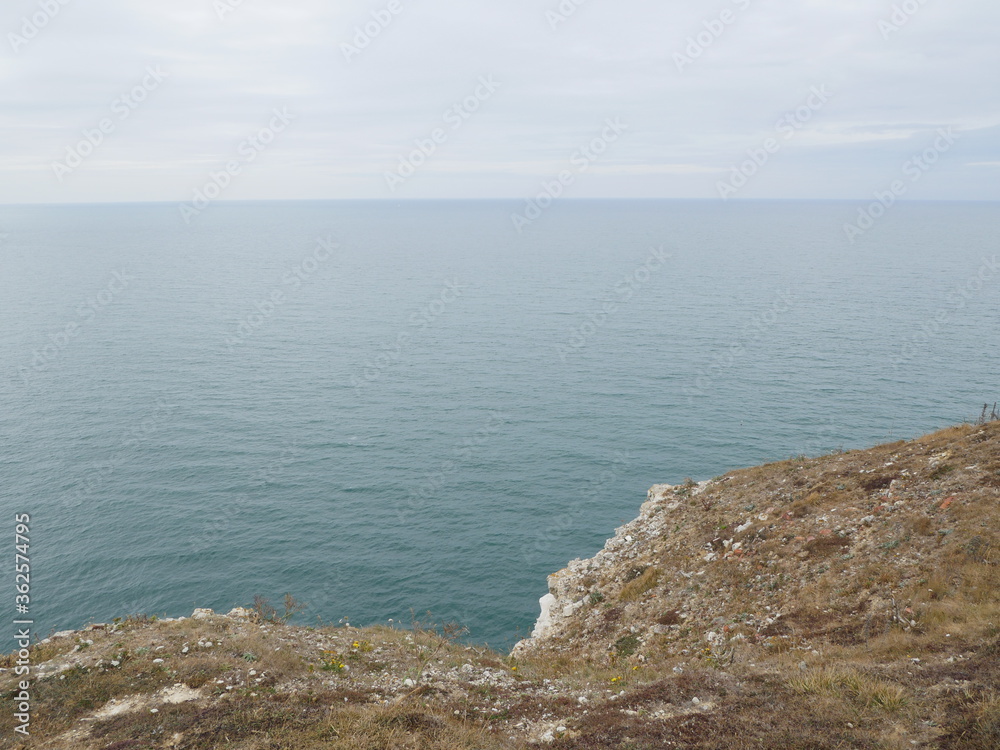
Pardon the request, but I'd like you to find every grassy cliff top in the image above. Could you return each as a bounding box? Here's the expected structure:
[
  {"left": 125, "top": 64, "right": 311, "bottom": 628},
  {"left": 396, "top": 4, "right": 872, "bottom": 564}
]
[{"left": 4, "top": 420, "right": 998, "bottom": 749}]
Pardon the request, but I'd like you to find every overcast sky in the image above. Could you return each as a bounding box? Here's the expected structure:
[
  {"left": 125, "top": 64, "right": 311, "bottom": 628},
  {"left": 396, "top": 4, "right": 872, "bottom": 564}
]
[{"left": 2, "top": 0, "right": 998, "bottom": 203}]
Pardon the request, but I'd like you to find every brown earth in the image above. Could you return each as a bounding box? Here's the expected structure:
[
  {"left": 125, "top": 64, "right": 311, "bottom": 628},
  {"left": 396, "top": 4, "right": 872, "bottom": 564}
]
[{"left": 3, "top": 420, "right": 998, "bottom": 749}]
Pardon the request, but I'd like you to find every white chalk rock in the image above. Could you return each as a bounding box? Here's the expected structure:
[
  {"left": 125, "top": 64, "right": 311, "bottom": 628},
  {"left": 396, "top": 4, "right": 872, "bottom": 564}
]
[{"left": 532, "top": 593, "right": 558, "bottom": 638}]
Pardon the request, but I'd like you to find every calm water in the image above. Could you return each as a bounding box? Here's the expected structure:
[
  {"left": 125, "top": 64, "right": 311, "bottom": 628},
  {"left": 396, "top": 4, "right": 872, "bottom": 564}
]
[{"left": 1, "top": 200, "right": 997, "bottom": 650}]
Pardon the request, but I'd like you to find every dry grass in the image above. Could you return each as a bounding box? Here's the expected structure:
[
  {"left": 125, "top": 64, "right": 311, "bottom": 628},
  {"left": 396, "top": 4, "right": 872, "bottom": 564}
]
[
  {"left": 87, "top": 698, "right": 504, "bottom": 750},
  {"left": 510, "top": 420, "right": 1000, "bottom": 746},
  {"left": 938, "top": 690, "right": 1000, "bottom": 749},
  {"left": 6, "top": 420, "right": 999, "bottom": 748},
  {"left": 618, "top": 567, "right": 661, "bottom": 602},
  {"left": 788, "top": 667, "right": 909, "bottom": 713}
]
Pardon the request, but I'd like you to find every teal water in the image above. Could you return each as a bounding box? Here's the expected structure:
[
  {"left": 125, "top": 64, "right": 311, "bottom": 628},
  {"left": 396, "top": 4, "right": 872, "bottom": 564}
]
[{"left": 1, "top": 200, "right": 997, "bottom": 650}]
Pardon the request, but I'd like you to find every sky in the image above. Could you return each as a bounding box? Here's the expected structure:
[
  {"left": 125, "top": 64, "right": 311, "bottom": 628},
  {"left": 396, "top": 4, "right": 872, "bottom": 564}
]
[{"left": 2, "top": 0, "right": 998, "bottom": 203}]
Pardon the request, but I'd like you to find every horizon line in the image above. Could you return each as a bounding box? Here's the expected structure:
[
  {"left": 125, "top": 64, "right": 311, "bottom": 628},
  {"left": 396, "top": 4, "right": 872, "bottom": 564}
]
[{"left": 2, "top": 197, "right": 998, "bottom": 208}]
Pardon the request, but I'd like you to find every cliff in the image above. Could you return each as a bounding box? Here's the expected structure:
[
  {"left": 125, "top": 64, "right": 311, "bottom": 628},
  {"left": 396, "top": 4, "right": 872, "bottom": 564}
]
[
  {"left": 3, "top": 421, "right": 998, "bottom": 749},
  {"left": 514, "top": 419, "right": 999, "bottom": 663}
]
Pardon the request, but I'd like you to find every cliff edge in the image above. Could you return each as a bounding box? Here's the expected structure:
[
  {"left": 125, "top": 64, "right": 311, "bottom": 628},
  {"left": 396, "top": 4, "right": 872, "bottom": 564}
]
[
  {"left": 514, "top": 421, "right": 999, "bottom": 670},
  {"left": 3, "top": 421, "right": 998, "bottom": 749}
]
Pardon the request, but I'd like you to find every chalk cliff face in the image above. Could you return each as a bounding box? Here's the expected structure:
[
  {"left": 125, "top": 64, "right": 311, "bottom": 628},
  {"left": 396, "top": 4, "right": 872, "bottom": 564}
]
[
  {"left": 513, "top": 482, "right": 710, "bottom": 654},
  {"left": 512, "top": 421, "right": 1000, "bottom": 665}
]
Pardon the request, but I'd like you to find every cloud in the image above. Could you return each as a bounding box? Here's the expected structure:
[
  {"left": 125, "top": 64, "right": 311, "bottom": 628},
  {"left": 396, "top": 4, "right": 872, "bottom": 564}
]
[{"left": 1, "top": 0, "right": 998, "bottom": 202}]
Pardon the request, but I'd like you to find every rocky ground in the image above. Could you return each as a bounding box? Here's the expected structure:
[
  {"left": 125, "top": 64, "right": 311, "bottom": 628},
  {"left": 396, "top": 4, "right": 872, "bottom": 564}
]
[{"left": 3, "top": 420, "right": 998, "bottom": 749}]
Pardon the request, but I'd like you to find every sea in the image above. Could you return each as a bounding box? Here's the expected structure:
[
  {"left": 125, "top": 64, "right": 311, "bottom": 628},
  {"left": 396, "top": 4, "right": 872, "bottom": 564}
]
[{"left": 1, "top": 199, "right": 997, "bottom": 651}]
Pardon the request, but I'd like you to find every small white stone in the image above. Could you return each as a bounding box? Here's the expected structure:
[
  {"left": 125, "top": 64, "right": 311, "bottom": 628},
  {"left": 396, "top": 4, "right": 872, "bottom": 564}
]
[
  {"left": 150, "top": 708, "right": 159, "bottom": 713},
  {"left": 153, "top": 658, "right": 164, "bottom": 664}
]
